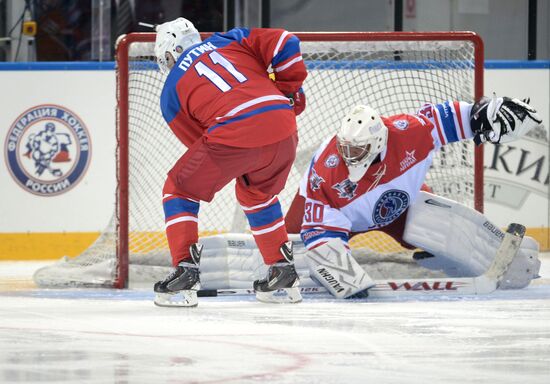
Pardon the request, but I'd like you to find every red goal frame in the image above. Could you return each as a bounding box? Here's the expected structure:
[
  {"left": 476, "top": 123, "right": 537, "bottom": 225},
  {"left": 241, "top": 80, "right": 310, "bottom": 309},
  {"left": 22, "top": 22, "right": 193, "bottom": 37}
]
[{"left": 115, "top": 31, "right": 484, "bottom": 288}]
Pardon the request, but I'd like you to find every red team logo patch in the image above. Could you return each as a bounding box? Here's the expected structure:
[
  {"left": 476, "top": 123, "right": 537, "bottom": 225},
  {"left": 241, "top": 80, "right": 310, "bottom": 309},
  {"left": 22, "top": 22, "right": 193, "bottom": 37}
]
[
  {"left": 4, "top": 105, "right": 91, "bottom": 196},
  {"left": 324, "top": 154, "right": 340, "bottom": 168},
  {"left": 393, "top": 119, "right": 409, "bottom": 130}
]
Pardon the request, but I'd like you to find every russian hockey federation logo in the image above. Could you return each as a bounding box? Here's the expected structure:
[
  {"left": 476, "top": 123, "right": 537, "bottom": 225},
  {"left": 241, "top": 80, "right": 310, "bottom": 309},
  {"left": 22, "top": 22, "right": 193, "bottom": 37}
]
[
  {"left": 5, "top": 105, "right": 91, "bottom": 196},
  {"left": 309, "top": 168, "right": 325, "bottom": 191},
  {"left": 324, "top": 154, "right": 340, "bottom": 168},
  {"left": 332, "top": 179, "right": 358, "bottom": 200},
  {"left": 372, "top": 189, "right": 410, "bottom": 225}
]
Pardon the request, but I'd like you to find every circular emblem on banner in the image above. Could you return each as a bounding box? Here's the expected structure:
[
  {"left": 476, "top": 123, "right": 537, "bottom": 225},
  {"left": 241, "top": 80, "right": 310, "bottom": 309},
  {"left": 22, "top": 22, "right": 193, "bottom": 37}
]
[
  {"left": 324, "top": 154, "right": 340, "bottom": 168},
  {"left": 372, "top": 189, "right": 410, "bottom": 225},
  {"left": 4, "top": 105, "right": 91, "bottom": 196}
]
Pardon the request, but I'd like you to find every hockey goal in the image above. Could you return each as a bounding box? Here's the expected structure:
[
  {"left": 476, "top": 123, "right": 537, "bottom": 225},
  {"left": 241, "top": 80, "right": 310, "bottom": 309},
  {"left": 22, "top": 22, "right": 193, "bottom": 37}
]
[{"left": 34, "top": 31, "right": 484, "bottom": 288}]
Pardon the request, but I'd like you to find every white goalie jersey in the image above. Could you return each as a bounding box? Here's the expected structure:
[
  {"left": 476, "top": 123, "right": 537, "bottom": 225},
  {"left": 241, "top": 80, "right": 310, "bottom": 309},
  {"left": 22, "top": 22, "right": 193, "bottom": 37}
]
[{"left": 298, "top": 101, "right": 474, "bottom": 250}]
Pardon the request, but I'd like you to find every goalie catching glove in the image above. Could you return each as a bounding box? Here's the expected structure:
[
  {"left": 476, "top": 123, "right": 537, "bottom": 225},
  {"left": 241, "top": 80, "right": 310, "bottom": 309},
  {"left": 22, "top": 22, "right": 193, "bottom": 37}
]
[{"left": 470, "top": 95, "right": 542, "bottom": 145}]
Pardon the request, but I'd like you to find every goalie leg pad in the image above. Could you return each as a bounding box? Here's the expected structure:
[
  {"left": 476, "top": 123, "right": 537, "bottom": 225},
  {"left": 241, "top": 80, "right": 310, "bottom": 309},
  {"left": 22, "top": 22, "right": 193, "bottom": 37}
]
[
  {"left": 305, "top": 238, "right": 375, "bottom": 299},
  {"left": 403, "top": 191, "right": 540, "bottom": 289}
]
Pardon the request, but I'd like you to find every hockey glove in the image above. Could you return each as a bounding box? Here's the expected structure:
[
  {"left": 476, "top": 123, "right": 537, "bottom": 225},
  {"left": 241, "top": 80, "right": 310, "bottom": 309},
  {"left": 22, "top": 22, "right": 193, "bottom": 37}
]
[
  {"left": 470, "top": 94, "right": 542, "bottom": 145},
  {"left": 287, "top": 88, "right": 306, "bottom": 116}
]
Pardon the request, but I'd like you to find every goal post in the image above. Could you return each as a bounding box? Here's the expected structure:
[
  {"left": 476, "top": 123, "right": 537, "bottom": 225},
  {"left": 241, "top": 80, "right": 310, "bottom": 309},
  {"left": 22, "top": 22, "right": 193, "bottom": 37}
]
[{"left": 34, "top": 31, "right": 484, "bottom": 289}]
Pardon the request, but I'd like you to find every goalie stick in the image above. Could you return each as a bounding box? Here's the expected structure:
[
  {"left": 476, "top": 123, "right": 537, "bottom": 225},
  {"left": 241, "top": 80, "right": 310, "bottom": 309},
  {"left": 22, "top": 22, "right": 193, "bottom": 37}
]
[{"left": 197, "top": 223, "right": 526, "bottom": 299}]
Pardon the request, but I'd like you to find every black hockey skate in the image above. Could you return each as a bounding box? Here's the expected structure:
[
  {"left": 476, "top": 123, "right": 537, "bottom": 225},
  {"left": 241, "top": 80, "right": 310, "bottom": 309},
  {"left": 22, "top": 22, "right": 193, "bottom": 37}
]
[
  {"left": 253, "top": 241, "right": 302, "bottom": 304},
  {"left": 154, "top": 243, "right": 202, "bottom": 307}
]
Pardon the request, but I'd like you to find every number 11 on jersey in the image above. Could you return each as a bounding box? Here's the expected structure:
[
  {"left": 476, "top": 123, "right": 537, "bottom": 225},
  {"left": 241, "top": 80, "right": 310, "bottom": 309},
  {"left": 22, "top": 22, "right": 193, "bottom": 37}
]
[{"left": 195, "top": 51, "right": 248, "bottom": 92}]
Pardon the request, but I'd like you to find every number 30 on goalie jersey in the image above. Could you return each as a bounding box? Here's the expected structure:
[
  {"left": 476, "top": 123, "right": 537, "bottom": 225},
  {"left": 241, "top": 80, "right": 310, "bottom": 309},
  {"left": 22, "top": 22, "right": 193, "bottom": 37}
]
[{"left": 304, "top": 201, "right": 324, "bottom": 223}]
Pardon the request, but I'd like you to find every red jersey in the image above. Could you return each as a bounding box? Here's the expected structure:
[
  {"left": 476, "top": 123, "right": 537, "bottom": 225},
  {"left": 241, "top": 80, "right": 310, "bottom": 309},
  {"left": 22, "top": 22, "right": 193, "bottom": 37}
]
[{"left": 160, "top": 28, "right": 307, "bottom": 148}]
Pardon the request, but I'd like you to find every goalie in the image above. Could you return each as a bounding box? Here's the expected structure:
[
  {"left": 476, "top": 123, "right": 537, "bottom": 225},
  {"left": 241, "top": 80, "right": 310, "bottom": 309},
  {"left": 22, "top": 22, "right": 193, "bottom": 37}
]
[{"left": 287, "top": 96, "right": 542, "bottom": 299}]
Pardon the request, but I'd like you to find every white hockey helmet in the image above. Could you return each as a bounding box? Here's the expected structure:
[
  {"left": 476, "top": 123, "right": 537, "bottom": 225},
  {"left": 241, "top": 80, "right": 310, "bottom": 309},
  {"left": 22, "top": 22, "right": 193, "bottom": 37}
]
[
  {"left": 336, "top": 105, "right": 387, "bottom": 182},
  {"left": 154, "top": 17, "right": 201, "bottom": 74}
]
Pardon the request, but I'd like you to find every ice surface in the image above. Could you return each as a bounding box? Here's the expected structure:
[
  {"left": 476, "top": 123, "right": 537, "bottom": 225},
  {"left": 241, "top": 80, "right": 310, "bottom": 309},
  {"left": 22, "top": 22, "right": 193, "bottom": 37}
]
[{"left": 0, "top": 257, "right": 549, "bottom": 384}]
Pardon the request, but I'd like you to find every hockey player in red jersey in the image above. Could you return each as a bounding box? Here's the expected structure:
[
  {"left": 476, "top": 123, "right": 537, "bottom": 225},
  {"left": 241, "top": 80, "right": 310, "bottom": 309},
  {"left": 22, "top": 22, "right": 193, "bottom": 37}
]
[
  {"left": 152, "top": 18, "right": 307, "bottom": 306},
  {"left": 287, "top": 96, "right": 542, "bottom": 299}
]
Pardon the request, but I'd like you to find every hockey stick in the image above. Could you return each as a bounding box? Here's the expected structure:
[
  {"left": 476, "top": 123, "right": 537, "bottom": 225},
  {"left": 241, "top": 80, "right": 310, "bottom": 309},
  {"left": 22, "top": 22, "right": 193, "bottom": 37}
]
[{"left": 198, "top": 223, "right": 525, "bottom": 298}]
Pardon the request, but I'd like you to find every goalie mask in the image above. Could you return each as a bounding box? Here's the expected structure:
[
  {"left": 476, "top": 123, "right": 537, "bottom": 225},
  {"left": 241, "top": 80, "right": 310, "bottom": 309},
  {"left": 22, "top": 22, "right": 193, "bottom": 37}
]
[
  {"left": 336, "top": 105, "right": 388, "bottom": 182},
  {"left": 154, "top": 18, "right": 201, "bottom": 74}
]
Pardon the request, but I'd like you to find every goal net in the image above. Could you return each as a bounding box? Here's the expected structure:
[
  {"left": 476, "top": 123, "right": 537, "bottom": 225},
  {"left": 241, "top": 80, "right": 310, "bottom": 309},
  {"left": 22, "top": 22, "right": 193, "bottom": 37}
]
[{"left": 34, "top": 31, "right": 483, "bottom": 289}]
